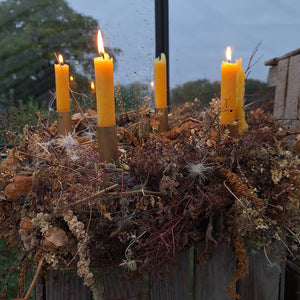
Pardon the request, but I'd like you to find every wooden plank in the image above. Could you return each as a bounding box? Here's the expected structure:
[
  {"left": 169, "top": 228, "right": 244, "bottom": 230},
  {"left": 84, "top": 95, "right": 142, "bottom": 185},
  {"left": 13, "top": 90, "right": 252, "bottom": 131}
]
[
  {"left": 273, "top": 58, "right": 289, "bottom": 119},
  {"left": 194, "top": 244, "right": 236, "bottom": 300},
  {"left": 265, "top": 47, "right": 300, "bottom": 66},
  {"left": 149, "top": 251, "right": 190, "bottom": 300},
  {"left": 35, "top": 275, "right": 45, "bottom": 299},
  {"left": 45, "top": 271, "right": 92, "bottom": 300},
  {"left": 266, "top": 66, "right": 277, "bottom": 87},
  {"left": 237, "top": 249, "right": 284, "bottom": 300},
  {"left": 284, "top": 54, "right": 300, "bottom": 119},
  {"left": 277, "top": 119, "right": 300, "bottom": 131},
  {"left": 98, "top": 268, "right": 144, "bottom": 300}
]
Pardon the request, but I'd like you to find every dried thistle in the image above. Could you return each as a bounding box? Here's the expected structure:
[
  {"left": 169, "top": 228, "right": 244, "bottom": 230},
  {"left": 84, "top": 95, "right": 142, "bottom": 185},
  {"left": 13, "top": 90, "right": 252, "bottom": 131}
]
[{"left": 187, "top": 159, "right": 216, "bottom": 184}]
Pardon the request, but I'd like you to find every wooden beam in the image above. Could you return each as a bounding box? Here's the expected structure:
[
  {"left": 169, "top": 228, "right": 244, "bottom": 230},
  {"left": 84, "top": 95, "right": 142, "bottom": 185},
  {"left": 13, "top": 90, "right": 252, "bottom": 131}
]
[{"left": 265, "top": 48, "right": 300, "bottom": 66}]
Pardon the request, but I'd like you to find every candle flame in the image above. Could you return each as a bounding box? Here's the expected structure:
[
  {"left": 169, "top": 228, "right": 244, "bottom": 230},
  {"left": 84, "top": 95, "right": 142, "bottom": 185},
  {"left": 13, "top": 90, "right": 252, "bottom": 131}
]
[
  {"left": 90, "top": 81, "right": 95, "bottom": 90},
  {"left": 97, "top": 29, "right": 105, "bottom": 55},
  {"left": 226, "top": 46, "right": 231, "bottom": 62},
  {"left": 150, "top": 81, "right": 154, "bottom": 88},
  {"left": 58, "top": 54, "right": 64, "bottom": 64},
  {"left": 70, "top": 75, "right": 74, "bottom": 81}
]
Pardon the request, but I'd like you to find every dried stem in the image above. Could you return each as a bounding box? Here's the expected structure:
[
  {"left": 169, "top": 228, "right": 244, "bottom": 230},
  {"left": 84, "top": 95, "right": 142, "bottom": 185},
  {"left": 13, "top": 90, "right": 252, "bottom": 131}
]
[
  {"left": 24, "top": 254, "right": 45, "bottom": 300},
  {"left": 278, "top": 129, "right": 300, "bottom": 139},
  {"left": 244, "top": 41, "right": 263, "bottom": 79},
  {"left": 71, "top": 183, "right": 119, "bottom": 207}
]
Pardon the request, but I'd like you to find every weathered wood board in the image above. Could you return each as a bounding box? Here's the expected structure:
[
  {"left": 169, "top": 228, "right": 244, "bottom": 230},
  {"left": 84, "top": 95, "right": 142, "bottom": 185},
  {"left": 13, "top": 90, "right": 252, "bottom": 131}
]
[
  {"left": 193, "top": 244, "right": 236, "bottom": 300},
  {"left": 237, "top": 250, "right": 285, "bottom": 300},
  {"left": 149, "top": 251, "right": 190, "bottom": 300}
]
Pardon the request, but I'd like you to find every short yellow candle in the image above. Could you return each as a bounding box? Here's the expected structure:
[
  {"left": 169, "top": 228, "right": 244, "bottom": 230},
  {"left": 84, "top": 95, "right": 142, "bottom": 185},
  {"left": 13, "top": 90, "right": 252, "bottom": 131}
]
[
  {"left": 220, "top": 46, "right": 248, "bottom": 133},
  {"left": 94, "top": 29, "right": 115, "bottom": 127},
  {"left": 54, "top": 55, "right": 70, "bottom": 112},
  {"left": 154, "top": 53, "right": 167, "bottom": 109}
]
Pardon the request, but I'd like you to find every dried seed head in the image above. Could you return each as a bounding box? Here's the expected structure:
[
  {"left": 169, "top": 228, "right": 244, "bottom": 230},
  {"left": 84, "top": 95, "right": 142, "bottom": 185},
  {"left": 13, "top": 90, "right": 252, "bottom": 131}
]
[
  {"left": 187, "top": 159, "right": 216, "bottom": 184},
  {"left": 20, "top": 218, "right": 34, "bottom": 233},
  {"left": 41, "top": 227, "right": 68, "bottom": 252}
]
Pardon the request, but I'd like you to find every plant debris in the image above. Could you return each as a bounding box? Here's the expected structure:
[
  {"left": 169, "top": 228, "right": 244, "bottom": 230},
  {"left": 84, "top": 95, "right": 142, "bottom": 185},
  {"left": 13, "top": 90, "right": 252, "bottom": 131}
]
[{"left": 0, "top": 99, "right": 299, "bottom": 299}]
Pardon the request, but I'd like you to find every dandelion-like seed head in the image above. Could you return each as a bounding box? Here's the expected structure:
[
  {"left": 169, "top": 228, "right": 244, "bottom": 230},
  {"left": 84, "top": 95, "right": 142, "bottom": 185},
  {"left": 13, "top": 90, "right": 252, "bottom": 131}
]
[{"left": 187, "top": 159, "right": 215, "bottom": 184}]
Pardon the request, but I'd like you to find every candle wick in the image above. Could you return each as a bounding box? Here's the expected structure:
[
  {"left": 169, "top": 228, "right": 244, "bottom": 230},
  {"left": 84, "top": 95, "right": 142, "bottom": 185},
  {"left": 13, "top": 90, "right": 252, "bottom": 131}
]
[
  {"left": 227, "top": 59, "right": 231, "bottom": 63},
  {"left": 99, "top": 51, "right": 105, "bottom": 59}
]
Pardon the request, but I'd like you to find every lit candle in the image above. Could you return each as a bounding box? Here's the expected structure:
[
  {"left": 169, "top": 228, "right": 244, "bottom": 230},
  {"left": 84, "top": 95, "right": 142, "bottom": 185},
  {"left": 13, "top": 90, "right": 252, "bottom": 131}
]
[
  {"left": 54, "top": 54, "right": 70, "bottom": 112},
  {"left": 154, "top": 53, "right": 167, "bottom": 109},
  {"left": 220, "top": 46, "right": 248, "bottom": 133},
  {"left": 94, "top": 29, "right": 118, "bottom": 163},
  {"left": 94, "top": 29, "right": 115, "bottom": 127}
]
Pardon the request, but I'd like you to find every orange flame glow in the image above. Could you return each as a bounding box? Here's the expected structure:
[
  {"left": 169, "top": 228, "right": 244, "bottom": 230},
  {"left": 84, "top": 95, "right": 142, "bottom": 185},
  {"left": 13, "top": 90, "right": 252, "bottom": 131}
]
[
  {"left": 97, "top": 29, "right": 105, "bottom": 55},
  {"left": 226, "top": 46, "right": 231, "bottom": 62},
  {"left": 58, "top": 54, "right": 64, "bottom": 64},
  {"left": 90, "top": 81, "right": 95, "bottom": 90}
]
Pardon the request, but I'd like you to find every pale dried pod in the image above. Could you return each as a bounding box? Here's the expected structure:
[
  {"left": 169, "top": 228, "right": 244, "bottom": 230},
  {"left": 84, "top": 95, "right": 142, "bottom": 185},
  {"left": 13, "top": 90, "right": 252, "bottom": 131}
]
[
  {"left": 20, "top": 218, "right": 34, "bottom": 233},
  {"left": 41, "top": 227, "right": 68, "bottom": 252}
]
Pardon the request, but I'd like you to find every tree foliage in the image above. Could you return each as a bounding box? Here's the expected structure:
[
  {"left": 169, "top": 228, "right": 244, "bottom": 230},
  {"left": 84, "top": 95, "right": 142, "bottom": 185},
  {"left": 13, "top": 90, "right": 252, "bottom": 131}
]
[
  {"left": 115, "top": 81, "right": 150, "bottom": 113},
  {"left": 170, "top": 78, "right": 272, "bottom": 108},
  {"left": 0, "top": 0, "right": 120, "bottom": 102},
  {"left": 244, "top": 79, "right": 272, "bottom": 103},
  {"left": 170, "top": 79, "right": 220, "bottom": 108}
]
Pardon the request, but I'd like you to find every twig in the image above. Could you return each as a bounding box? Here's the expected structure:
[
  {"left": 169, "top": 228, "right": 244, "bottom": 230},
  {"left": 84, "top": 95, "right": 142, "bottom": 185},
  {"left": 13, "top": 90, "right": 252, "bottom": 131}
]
[
  {"left": 278, "top": 129, "right": 300, "bottom": 139},
  {"left": 24, "top": 254, "right": 45, "bottom": 300},
  {"left": 263, "top": 245, "right": 273, "bottom": 266},
  {"left": 223, "top": 181, "right": 246, "bottom": 208},
  {"left": 71, "top": 183, "right": 119, "bottom": 207},
  {"left": 18, "top": 151, "right": 51, "bottom": 162},
  {"left": 244, "top": 41, "right": 263, "bottom": 79},
  {"left": 284, "top": 225, "right": 300, "bottom": 244},
  {"left": 5, "top": 131, "right": 18, "bottom": 155},
  {"left": 108, "top": 188, "right": 161, "bottom": 196}
]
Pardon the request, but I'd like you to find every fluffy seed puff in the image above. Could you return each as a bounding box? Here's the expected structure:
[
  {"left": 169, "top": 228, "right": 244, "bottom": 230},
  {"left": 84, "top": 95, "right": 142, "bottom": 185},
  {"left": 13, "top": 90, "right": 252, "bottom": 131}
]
[{"left": 187, "top": 159, "right": 216, "bottom": 184}]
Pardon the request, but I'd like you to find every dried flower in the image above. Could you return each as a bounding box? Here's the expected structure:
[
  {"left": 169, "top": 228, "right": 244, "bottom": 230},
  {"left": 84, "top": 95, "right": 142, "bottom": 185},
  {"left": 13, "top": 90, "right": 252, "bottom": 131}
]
[{"left": 187, "top": 159, "right": 216, "bottom": 184}]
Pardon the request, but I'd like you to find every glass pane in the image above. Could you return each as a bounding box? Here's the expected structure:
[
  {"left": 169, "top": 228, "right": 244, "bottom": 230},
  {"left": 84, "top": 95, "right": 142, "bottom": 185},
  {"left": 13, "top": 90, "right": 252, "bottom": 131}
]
[{"left": 69, "top": 0, "right": 155, "bottom": 85}]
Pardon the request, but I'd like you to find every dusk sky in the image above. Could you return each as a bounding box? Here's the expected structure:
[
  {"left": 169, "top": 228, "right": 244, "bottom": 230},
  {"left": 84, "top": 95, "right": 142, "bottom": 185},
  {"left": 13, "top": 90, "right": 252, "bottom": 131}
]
[{"left": 68, "top": 0, "right": 300, "bottom": 87}]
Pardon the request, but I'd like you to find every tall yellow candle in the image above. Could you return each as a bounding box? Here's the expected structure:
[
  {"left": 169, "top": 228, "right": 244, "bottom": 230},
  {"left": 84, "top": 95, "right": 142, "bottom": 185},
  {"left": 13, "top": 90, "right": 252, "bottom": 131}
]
[
  {"left": 54, "top": 55, "right": 70, "bottom": 112},
  {"left": 154, "top": 53, "right": 167, "bottom": 109},
  {"left": 220, "top": 46, "right": 248, "bottom": 133},
  {"left": 94, "top": 29, "right": 115, "bottom": 127}
]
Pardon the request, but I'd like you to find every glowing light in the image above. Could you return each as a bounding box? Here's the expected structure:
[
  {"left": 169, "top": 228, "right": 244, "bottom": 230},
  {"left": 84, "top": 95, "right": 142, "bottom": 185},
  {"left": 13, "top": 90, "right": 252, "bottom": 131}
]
[
  {"left": 97, "top": 29, "right": 105, "bottom": 55},
  {"left": 70, "top": 75, "right": 74, "bottom": 81},
  {"left": 58, "top": 54, "right": 64, "bottom": 64},
  {"left": 90, "top": 81, "right": 95, "bottom": 90},
  {"left": 226, "top": 46, "right": 231, "bottom": 62}
]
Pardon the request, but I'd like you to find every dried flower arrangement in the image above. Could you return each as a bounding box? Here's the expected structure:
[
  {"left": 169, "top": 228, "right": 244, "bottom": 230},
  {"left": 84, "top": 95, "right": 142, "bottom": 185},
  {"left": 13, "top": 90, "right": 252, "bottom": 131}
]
[{"left": 0, "top": 98, "right": 299, "bottom": 299}]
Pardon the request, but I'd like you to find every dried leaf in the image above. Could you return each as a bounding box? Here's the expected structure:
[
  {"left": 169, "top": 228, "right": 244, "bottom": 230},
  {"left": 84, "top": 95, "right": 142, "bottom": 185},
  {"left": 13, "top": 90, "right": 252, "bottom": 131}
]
[{"left": 97, "top": 203, "right": 113, "bottom": 220}]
